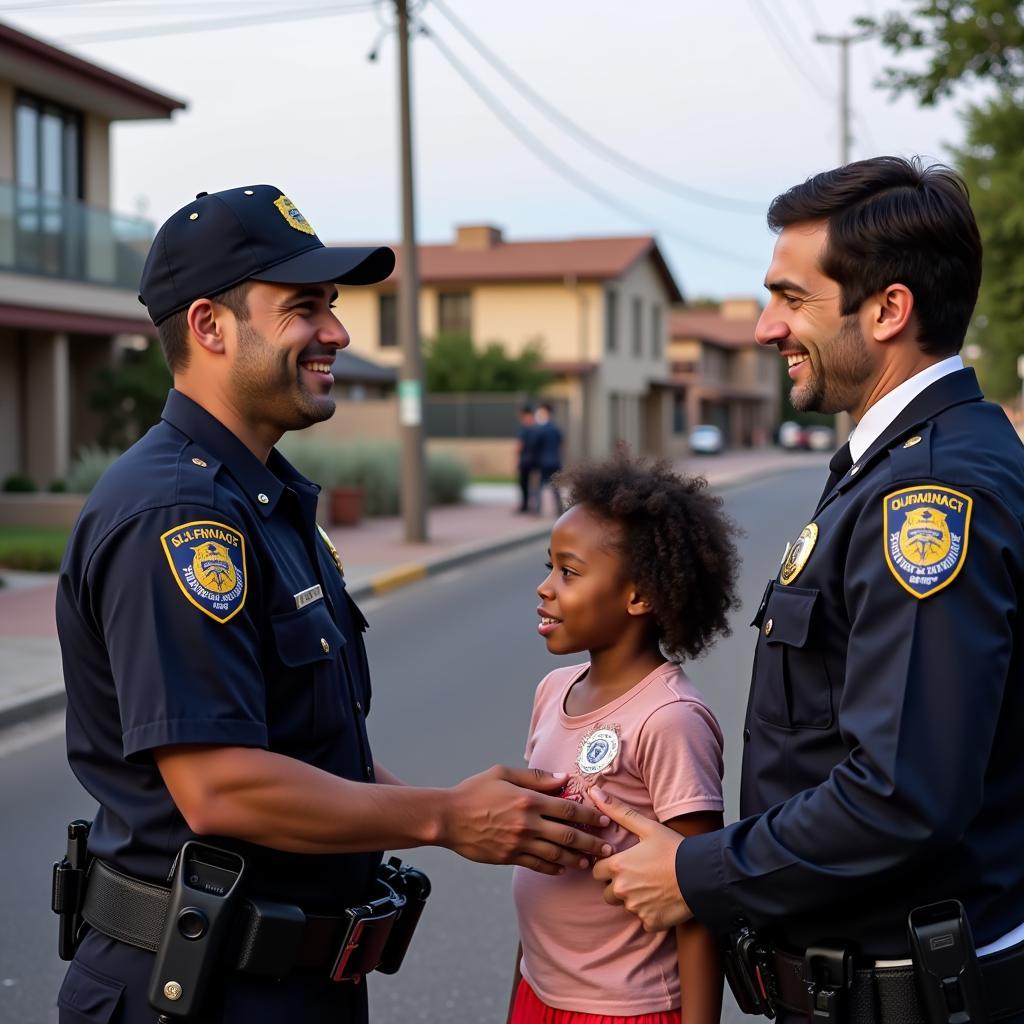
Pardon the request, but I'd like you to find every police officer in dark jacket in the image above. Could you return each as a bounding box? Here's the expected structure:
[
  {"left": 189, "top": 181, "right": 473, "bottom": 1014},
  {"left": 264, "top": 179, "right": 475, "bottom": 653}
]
[
  {"left": 55, "top": 186, "right": 610, "bottom": 1024},
  {"left": 591, "top": 158, "right": 1024, "bottom": 1023}
]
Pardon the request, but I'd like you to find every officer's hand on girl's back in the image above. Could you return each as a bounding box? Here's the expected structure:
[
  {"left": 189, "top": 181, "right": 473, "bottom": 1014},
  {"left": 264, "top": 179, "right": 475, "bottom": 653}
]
[{"left": 441, "top": 765, "right": 612, "bottom": 875}]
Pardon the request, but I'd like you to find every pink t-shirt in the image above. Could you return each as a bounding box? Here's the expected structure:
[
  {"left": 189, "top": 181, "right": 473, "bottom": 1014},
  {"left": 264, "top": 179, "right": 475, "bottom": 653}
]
[{"left": 511, "top": 661, "right": 724, "bottom": 1016}]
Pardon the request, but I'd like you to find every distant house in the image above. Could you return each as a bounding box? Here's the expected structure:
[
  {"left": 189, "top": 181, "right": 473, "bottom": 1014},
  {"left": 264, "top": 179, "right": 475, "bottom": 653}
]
[
  {"left": 669, "top": 299, "right": 780, "bottom": 448},
  {"left": 0, "top": 20, "right": 183, "bottom": 487},
  {"left": 334, "top": 224, "right": 683, "bottom": 460}
]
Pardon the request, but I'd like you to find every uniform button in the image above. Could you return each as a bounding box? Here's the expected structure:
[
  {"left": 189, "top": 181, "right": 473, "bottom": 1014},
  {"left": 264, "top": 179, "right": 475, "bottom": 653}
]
[
  {"left": 903, "top": 435, "right": 922, "bottom": 448},
  {"left": 191, "top": 457, "right": 208, "bottom": 468},
  {"left": 355, "top": 700, "right": 363, "bottom": 714},
  {"left": 850, "top": 464, "right": 861, "bottom": 476},
  {"left": 320, "top": 637, "right": 330, "bottom": 654},
  {"left": 764, "top": 618, "right": 773, "bottom": 637},
  {"left": 743, "top": 729, "right": 751, "bottom": 743},
  {"left": 257, "top": 492, "right": 269, "bottom": 504},
  {"left": 365, "top": 765, "right": 373, "bottom": 778}
]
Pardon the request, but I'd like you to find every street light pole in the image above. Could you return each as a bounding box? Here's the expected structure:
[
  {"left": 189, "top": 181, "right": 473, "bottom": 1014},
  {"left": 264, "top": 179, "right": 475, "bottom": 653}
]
[{"left": 396, "top": 0, "right": 427, "bottom": 542}]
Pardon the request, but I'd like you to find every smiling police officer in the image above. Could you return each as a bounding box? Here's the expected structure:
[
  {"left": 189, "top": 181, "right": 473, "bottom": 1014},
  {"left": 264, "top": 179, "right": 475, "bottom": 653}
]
[
  {"left": 590, "top": 158, "right": 1024, "bottom": 1024},
  {"left": 53, "top": 186, "right": 610, "bottom": 1024}
]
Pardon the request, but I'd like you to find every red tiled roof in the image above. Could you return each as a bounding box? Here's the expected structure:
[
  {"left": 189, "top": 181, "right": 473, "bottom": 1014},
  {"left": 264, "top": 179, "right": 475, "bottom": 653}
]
[
  {"left": 670, "top": 309, "right": 756, "bottom": 348},
  {"left": 354, "top": 235, "right": 684, "bottom": 302}
]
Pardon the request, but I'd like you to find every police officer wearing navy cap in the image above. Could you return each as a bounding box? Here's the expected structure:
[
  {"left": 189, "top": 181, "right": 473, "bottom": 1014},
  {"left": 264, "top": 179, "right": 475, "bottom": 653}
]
[
  {"left": 54, "top": 186, "right": 611, "bottom": 1024},
  {"left": 589, "top": 158, "right": 1024, "bottom": 1024}
]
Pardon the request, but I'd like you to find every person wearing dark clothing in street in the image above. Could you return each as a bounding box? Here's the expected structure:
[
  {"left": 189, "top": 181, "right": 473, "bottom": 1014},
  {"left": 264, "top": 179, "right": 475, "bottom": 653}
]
[
  {"left": 533, "top": 403, "right": 563, "bottom": 516},
  {"left": 515, "top": 405, "right": 538, "bottom": 514},
  {"left": 589, "top": 157, "right": 1024, "bottom": 1024}
]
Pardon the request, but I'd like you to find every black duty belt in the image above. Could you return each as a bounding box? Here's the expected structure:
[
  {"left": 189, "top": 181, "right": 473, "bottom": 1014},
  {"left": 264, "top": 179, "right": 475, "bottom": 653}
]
[
  {"left": 768, "top": 943, "right": 1024, "bottom": 1023},
  {"left": 81, "top": 858, "right": 400, "bottom": 982}
]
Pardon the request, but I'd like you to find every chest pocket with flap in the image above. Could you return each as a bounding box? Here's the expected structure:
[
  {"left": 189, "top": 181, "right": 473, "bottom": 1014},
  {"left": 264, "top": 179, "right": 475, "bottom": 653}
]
[
  {"left": 270, "top": 600, "right": 347, "bottom": 735},
  {"left": 751, "top": 583, "right": 833, "bottom": 730}
]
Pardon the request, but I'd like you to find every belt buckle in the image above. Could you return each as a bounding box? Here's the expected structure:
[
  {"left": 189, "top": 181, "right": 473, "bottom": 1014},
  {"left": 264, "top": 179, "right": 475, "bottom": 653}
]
[
  {"left": 804, "top": 944, "right": 853, "bottom": 1024},
  {"left": 329, "top": 882, "right": 404, "bottom": 984}
]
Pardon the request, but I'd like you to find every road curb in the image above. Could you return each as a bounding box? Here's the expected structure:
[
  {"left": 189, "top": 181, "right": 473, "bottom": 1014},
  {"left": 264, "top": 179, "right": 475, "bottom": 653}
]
[{"left": 0, "top": 684, "right": 65, "bottom": 732}]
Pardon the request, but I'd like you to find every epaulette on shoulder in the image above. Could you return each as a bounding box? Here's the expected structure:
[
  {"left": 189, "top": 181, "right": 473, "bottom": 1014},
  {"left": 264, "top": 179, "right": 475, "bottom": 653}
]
[
  {"left": 887, "top": 423, "right": 934, "bottom": 482},
  {"left": 176, "top": 444, "right": 220, "bottom": 506}
]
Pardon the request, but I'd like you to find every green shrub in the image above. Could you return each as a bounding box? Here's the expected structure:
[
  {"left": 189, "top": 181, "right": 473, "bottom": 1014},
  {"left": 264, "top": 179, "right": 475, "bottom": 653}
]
[
  {"left": 0, "top": 526, "right": 69, "bottom": 571},
  {"left": 427, "top": 450, "right": 469, "bottom": 505},
  {"left": 278, "top": 438, "right": 467, "bottom": 515},
  {"left": 3, "top": 473, "right": 36, "bottom": 493},
  {"left": 66, "top": 446, "right": 122, "bottom": 494},
  {"left": 48, "top": 479, "right": 67, "bottom": 493}
]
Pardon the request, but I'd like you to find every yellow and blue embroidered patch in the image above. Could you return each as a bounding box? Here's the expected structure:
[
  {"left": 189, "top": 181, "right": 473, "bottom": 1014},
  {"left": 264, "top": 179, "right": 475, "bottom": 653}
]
[
  {"left": 883, "top": 485, "right": 972, "bottom": 599},
  {"left": 273, "top": 194, "right": 315, "bottom": 236},
  {"left": 160, "top": 520, "right": 247, "bottom": 623}
]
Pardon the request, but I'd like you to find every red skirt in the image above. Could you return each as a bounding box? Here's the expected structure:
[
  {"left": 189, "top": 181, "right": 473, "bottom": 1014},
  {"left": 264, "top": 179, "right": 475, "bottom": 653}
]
[{"left": 509, "top": 978, "right": 679, "bottom": 1024}]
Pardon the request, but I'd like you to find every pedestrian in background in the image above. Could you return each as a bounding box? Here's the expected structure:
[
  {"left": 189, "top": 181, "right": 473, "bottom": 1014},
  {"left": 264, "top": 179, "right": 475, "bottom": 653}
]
[
  {"left": 511, "top": 456, "right": 739, "bottom": 1024},
  {"left": 533, "top": 401, "right": 563, "bottom": 515},
  {"left": 515, "top": 404, "right": 538, "bottom": 514},
  {"left": 589, "top": 157, "right": 1024, "bottom": 1024},
  {"left": 54, "top": 185, "right": 613, "bottom": 1024}
]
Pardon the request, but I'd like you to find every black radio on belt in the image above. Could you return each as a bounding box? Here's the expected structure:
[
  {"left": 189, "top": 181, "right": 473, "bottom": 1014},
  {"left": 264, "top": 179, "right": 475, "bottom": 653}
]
[
  {"left": 908, "top": 900, "right": 989, "bottom": 1024},
  {"left": 148, "top": 841, "right": 245, "bottom": 1020}
]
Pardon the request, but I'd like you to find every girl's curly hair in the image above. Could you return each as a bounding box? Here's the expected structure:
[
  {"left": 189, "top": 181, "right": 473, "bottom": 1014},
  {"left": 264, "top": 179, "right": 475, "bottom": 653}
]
[{"left": 556, "top": 455, "right": 741, "bottom": 661}]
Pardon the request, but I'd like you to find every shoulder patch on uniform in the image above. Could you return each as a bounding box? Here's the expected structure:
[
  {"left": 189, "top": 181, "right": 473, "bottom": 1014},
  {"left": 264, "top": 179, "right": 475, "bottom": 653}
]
[
  {"left": 160, "top": 520, "right": 247, "bottom": 623},
  {"left": 883, "top": 485, "right": 972, "bottom": 599}
]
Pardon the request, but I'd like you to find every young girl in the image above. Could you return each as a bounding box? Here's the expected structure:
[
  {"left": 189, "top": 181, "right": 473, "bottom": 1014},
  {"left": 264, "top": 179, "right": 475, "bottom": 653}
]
[{"left": 509, "top": 456, "right": 740, "bottom": 1024}]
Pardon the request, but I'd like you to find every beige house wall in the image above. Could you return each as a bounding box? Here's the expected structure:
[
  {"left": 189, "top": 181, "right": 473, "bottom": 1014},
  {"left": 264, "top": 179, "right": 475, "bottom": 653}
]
[{"left": 25, "top": 331, "right": 70, "bottom": 485}]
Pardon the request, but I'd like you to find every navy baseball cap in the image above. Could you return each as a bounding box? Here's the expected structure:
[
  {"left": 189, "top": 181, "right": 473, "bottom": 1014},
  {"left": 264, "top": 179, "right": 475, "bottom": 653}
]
[{"left": 138, "top": 185, "right": 395, "bottom": 325}]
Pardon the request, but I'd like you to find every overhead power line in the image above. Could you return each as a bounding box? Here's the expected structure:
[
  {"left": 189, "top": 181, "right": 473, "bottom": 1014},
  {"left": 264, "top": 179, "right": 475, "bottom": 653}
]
[
  {"left": 419, "top": 18, "right": 764, "bottom": 270},
  {"left": 62, "top": 1, "right": 377, "bottom": 43},
  {"left": 746, "top": 0, "right": 836, "bottom": 102},
  {"left": 430, "top": 0, "right": 763, "bottom": 215}
]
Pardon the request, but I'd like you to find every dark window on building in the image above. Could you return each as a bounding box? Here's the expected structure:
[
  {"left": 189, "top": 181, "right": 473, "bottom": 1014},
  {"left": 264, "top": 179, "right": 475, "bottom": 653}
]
[
  {"left": 15, "top": 93, "right": 82, "bottom": 198},
  {"left": 632, "top": 297, "right": 643, "bottom": 356},
  {"left": 438, "top": 291, "right": 472, "bottom": 336},
  {"left": 379, "top": 293, "right": 398, "bottom": 347},
  {"left": 651, "top": 305, "right": 662, "bottom": 360},
  {"left": 605, "top": 289, "right": 618, "bottom": 353}
]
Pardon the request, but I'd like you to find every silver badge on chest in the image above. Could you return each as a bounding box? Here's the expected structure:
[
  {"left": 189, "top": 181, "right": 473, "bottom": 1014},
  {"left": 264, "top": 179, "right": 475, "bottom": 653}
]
[{"left": 577, "top": 728, "right": 619, "bottom": 775}]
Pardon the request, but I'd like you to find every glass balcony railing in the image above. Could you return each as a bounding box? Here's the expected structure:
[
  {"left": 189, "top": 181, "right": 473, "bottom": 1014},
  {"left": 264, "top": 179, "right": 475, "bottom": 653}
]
[{"left": 0, "top": 181, "right": 154, "bottom": 291}]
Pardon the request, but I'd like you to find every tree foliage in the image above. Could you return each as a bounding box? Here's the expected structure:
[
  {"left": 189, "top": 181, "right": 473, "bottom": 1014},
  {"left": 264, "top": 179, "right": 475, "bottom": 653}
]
[
  {"left": 424, "top": 334, "right": 554, "bottom": 393},
  {"left": 860, "top": 1, "right": 1024, "bottom": 104},
  {"left": 90, "top": 340, "right": 171, "bottom": 450},
  {"left": 863, "top": 1, "right": 1024, "bottom": 400}
]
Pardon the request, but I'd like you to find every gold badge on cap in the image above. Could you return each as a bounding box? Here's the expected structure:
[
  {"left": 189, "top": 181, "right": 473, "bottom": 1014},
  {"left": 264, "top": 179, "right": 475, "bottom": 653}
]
[
  {"left": 273, "top": 194, "right": 315, "bottom": 236},
  {"left": 780, "top": 522, "right": 818, "bottom": 586}
]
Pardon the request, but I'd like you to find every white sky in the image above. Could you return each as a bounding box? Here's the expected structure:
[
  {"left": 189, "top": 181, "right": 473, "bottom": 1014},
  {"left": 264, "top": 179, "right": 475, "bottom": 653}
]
[{"left": 5, "top": 0, "right": 971, "bottom": 300}]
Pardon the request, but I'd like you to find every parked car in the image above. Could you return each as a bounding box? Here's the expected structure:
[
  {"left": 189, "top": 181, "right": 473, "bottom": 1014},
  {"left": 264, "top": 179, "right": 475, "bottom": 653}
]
[
  {"left": 778, "top": 421, "right": 837, "bottom": 451},
  {"left": 688, "top": 424, "right": 724, "bottom": 455},
  {"left": 778, "top": 421, "right": 805, "bottom": 450},
  {"left": 804, "top": 425, "right": 836, "bottom": 451}
]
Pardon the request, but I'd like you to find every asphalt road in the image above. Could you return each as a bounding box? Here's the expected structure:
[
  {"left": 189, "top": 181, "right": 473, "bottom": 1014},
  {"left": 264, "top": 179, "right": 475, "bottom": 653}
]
[{"left": 0, "top": 464, "right": 824, "bottom": 1023}]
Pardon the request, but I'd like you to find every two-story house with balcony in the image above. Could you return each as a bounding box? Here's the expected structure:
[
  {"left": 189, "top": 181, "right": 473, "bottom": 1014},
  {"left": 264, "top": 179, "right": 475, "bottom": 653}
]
[
  {"left": 669, "top": 298, "right": 780, "bottom": 449},
  {"left": 334, "top": 224, "right": 683, "bottom": 461},
  {"left": 0, "top": 21, "right": 182, "bottom": 489}
]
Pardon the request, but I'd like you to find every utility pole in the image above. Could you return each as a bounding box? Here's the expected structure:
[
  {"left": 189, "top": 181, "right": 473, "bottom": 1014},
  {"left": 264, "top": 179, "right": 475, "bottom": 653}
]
[
  {"left": 816, "top": 29, "right": 872, "bottom": 446},
  {"left": 396, "top": 0, "right": 427, "bottom": 542}
]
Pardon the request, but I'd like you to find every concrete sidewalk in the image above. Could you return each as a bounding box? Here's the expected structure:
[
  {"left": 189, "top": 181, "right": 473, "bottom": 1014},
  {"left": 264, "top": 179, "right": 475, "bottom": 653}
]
[{"left": 0, "top": 449, "right": 825, "bottom": 729}]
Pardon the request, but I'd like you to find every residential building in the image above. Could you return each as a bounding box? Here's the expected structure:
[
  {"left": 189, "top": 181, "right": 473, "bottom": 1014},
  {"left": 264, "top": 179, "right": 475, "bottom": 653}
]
[
  {"left": 669, "top": 299, "right": 780, "bottom": 449},
  {"left": 0, "top": 21, "right": 183, "bottom": 487},
  {"left": 334, "top": 224, "right": 683, "bottom": 461}
]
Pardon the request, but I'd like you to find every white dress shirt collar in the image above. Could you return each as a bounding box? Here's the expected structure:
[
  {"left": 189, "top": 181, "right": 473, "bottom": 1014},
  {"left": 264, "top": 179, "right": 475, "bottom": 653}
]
[{"left": 848, "top": 355, "right": 964, "bottom": 463}]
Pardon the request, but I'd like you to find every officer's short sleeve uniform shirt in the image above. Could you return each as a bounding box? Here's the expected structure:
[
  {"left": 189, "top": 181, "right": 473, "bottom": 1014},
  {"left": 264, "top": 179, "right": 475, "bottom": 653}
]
[
  {"left": 57, "top": 389, "right": 379, "bottom": 911},
  {"left": 676, "top": 369, "right": 1024, "bottom": 956}
]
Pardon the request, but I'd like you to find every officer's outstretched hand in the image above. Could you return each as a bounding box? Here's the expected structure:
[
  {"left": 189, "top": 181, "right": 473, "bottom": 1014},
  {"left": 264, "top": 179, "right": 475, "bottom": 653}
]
[
  {"left": 590, "top": 787, "right": 693, "bottom": 931},
  {"left": 443, "top": 765, "right": 613, "bottom": 875}
]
